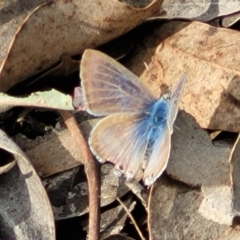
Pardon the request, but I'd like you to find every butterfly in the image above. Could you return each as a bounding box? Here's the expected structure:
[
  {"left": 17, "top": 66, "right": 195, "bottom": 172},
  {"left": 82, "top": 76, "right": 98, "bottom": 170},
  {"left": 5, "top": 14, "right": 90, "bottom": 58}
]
[{"left": 80, "top": 49, "right": 186, "bottom": 186}]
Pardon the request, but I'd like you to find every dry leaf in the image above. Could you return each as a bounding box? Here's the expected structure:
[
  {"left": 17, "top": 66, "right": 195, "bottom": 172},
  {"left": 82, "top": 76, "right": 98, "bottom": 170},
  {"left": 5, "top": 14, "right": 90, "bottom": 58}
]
[
  {"left": 0, "top": 0, "right": 163, "bottom": 91},
  {"left": 209, "top": 130, "right": 222, "bottom": 140},
  {"left": 0, "top": 89, "right": 74, "bottom": 111},
  {"left": 148, "top": 176, "right": 240, "bottom": 240},
  {"left": 167, "top": 111, "right": 232, "bottom": 187},
  {"left": 222, "top": 13, "right": 240, "bottom": 27},
  {"left": 0, "top": 147, "right": 16, "bottom": 174},
  {"left": 156, "top": 0, "right": 240, "bottom": 22},
  {"left": 25, "top": 128, "right": 84, "bottom": 177},
  {"left": 46, "top": 164, "right": 129, "bottom": 220},
  {"left": 0, "top": 0, "right": 46, "bottom": 71},
  {"left": 13, "top": 118, "right": 98, "bottom": 179},
  {"left": 0, "top": 129, "right": 55, "bottom": 239},
  {"left": 128, "top": 21, "right": 240, "bottom": 131},
  {"left": 199, "top": 186, "right": 234, "bottom": 225},
  {"left": 154, "top": 21, "right": 240, "bottom": 131}
]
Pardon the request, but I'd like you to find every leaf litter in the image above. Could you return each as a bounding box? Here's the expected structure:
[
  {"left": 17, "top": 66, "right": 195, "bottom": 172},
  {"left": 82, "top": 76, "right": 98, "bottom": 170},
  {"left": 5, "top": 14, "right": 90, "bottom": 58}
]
[
  {"left": 2, "top": 0, "right": 240, "bottom": 239},
  {"left": 152, "top": 0, "right": 240, "bottom": 22},
  {"left": 0, "top": 0, "right": 162, "bottom": 92},
  {"left": 0, "top": 129, "right": 55, "bottom": 240}
]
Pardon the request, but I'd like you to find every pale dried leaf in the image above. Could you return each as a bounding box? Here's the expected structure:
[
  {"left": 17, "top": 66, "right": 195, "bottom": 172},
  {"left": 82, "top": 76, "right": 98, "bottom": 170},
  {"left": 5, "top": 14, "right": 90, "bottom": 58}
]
[
  {"left": 148, "top": 177, "right": 240, "bottom": 240},
  {"left": 25, "top": 128, "right": 84, "bottom": 177},
  {"left": 0, "top": 0, "right": 46, "bottom": 69},
  {"left": 209, "top": 130, "right": 222, "bottom": 140},
  {"left": 0, "top": 136, "right": 16, "bottom": 173},
  {"left": 0, "top": 129, "right": 55, "bottom": 239},
  {"left": 199, "top": 186, "right": 234, "bottom": 225},
  {"left": 167, "top": 111, "right": 232, "bottom": 187},
  {"left": 156, "top": 22, "right": 240, "bottom": 131},
  {"left": 222, "top": 13, "right": 240, "bottom": 27},
  {"left": 0, "top": 89, "right": 74, "bottom": 111},
  {"left": 0, "top": 0, "right": 163, "bottom": 91},
  {"left": 131, "top": 21, "right": 240, "bottom": 131},
  {"left": 157, "top": 0, "right": 240, "bottom": 22},
  {"left": 0, "top": 161, "right": 16, "bottom": 174},
  {"left": 15, "top": 117, "right": 97, "bottom": 178}
]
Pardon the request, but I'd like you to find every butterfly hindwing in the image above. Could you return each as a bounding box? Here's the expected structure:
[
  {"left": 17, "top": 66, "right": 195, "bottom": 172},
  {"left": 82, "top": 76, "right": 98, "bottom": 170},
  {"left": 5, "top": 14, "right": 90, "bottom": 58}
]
[
  {"left": 81, "top": 50, "right": 157, "bottom": 116},
  {"left": 89, "top": 113, "right": 153, "bottom": 180},
  {"left": 143, "top": 123, "right": 171, "bottom": 186}
]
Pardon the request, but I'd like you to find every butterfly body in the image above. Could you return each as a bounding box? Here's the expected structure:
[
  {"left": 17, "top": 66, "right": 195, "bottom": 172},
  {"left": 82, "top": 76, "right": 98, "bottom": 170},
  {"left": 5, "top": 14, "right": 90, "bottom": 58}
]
[
  {"left": 147, "top": 98, "right": 169, "bottom": 139},
  {"left": 81, "top": 49, "right": 186, "bottom": 186},
  {"left": 136, "top": 98, "right": 169, "bottom": 160}
]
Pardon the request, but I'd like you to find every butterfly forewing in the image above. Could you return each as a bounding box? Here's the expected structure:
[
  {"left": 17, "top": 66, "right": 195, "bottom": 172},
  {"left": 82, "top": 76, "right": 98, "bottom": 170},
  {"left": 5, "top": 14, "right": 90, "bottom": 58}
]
[
  {"left": 168, "top": 75, "right": 186, "bottom": 132},
  {"left": 81, "top": 50, "right": 157, "bottom": 116}
]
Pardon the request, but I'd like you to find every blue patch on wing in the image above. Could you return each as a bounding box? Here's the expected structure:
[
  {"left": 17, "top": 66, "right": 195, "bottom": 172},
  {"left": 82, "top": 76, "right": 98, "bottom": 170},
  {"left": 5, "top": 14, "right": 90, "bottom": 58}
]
[
  {"left": 148, "top": 99, "right": 169, "bottom": 141},
  {"left": 135, "top": 98, "right": 169, "bottom": 161}
]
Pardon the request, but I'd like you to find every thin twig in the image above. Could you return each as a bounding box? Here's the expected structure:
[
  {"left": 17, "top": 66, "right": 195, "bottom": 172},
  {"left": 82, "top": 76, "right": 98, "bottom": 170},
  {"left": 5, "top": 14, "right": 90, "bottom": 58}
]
[
  {"left": 116, "top": 197, "right": 146, "bottom": 240},
  {"left": 59, "top": 110, "right": 100, "bottom": 240},
  {"left": 147, "top": 184, "right": 154, "bottom": 240}
]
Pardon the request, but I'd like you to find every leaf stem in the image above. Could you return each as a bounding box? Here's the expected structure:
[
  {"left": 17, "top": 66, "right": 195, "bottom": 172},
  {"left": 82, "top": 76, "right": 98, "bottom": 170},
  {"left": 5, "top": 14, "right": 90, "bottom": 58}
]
[{"left": 59, "top": 110, "right": 100, "bottom": 240}]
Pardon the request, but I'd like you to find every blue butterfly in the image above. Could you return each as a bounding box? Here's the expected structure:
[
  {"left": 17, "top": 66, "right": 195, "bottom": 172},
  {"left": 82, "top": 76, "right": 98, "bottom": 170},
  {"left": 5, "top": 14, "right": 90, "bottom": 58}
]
[{"left": 81, "top": 49, "right": 186, "bottom": 186}]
